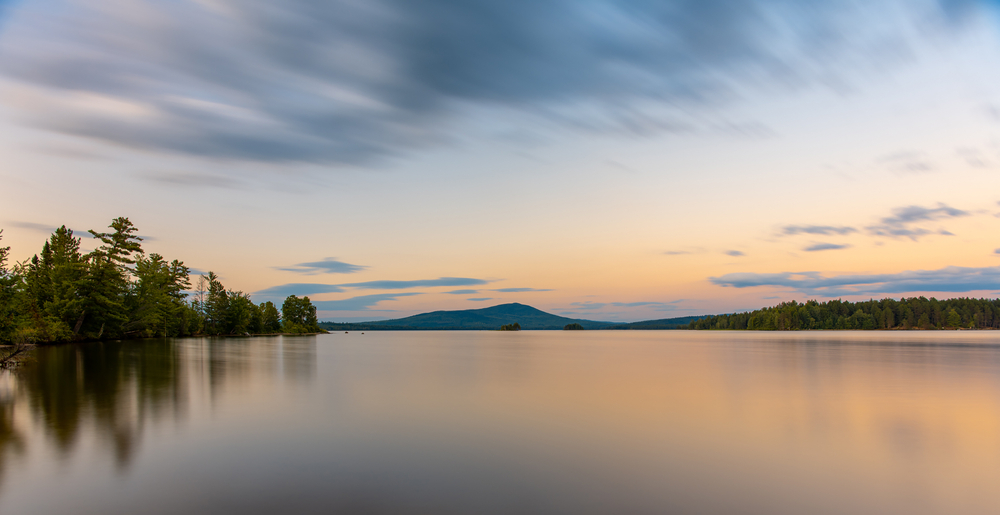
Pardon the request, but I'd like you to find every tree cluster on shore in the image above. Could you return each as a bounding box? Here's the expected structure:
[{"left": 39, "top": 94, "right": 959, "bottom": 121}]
[
  {"left": 689, "top": 297, "right": 1000, "bottom": 330},
  {"left": 0, "top": 218, "right": 320, "bottom": 345},
  {"left": 499, "top": 323, "right": 521, "bottom": 331}
]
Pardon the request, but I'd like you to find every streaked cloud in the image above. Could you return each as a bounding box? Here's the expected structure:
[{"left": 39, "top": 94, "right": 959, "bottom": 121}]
[
  {"left": 0, "top": 0, "right": 990, "bottom": 166},
  {"left": 866, "top": 203, "right": 969, "bottom": 240},
  {"left": 149, "top": 171, "right": 245, "bottom": 189},
  {"left": 877, "top": 150, "right": 936, "bottom": 173},
  {"left": 445, "top": 289, "right": 479, "bottom": 295},
  {"left": 313, "top": 293, "right": 422, "bottom": 311},
  {"left": 277, "top": 257, "right": 367, "bottom": 275},
  {"left": 491, "top": 287, "right": 552, "bottom": 293},
  {"left": 4, "top": 221, "right": 62, "bottom": 234},
  {"left": 711, "top": 265, "right": 1000, "bottom": 296},
  {"left": 467, "top": 298, "right": 492, "bottom": 302},
  {"left": 2, "top": 220, "right": 160, "bottom": 241},
  {"left": 725, "top": 250, "right": 745, "bottom": 257},
  {"left": 342, "top": 277, "right": 490, "bottom": 290},
  {"left": 803, "top": 242, "right": 851, "bottom": 252},
  {"left": 570, "top": 300, "right": 682, "bottom": 311},
  {"left": 782, "top": 225, "right": 857, "bottom": 236},
  {"left": 255, "top": 277, "right": 490, "bottom": 298},
  {"left": 254, "top": 283, "right": 344, "bottom": 296}
]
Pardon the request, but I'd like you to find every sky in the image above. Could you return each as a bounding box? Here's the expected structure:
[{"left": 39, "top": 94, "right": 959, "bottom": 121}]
[{"left": 3, "top": 0, "right": 1000, "bottom": 322}]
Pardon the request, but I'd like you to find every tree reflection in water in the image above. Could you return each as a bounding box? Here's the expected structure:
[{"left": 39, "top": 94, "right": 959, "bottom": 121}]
[{"left": 0, "top": 336, "right": 316, "bottom": 479}]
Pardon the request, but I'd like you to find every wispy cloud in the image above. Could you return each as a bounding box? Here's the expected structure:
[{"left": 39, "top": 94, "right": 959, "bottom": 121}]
[
  {"left": 878, "top": 150, "right": 935, "bottom": 173},
  {"left": 491, "top": 287, "right": 552, "bottom": 293},
  {"left": 725, "top": 250, "right": 745, "bottom": 257},
  {"left": 313, "top": 293, "right": 422, "bottom": 311},
  {"left": 956, "top": 147, "right": 990, "bottom": 168},
  {"left": 782, "top": 225, "right": 857, "bottom": 236},
  {"left": 803, "top": 242, "right": 851, "bottom": 252},
  {"left": 445, "top": 289, "right": 479, "bottom": 295},
  {"left": 467, "top": 298, "right": 492, "bottom": 302},
  {"left": 254, "top": 283, "right": 344, "bottom": 296},
  {"left": 663, "top": 251, "right": 691, "bottom": 256},
  {"left": 149, "top": 171, "right": 244, "bottom": 189},
  {"left": 711, "top": 265, "right": 1000, "bottom": 296},
  {"left": 1, "top": 0, "right": 989, "bottom": 166},
  {"left": 277, "top": 257, "right": 367, "bottom": 275},
  {"left": 4, "top": 221, "right": 61, "bottom": 234},
  {"left": 256, "top": 277, "right": 491, "bottom": 298},
  {"left": 342, "top": 277, "right": 490, "bottom": 290},
  {"left": 866, "top": 203, "right": 968, "bottom": 240},
  {"left": 570, "top": 300, "right": 682, "bottom": 311},
  {"left": 1, "top": 221, "right": 153, "bottom": 240}
]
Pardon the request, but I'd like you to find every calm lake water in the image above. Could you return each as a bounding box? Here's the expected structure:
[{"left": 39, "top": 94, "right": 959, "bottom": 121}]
[{"left": 2, "top": 331, "right": 1000, "bottom": 514}]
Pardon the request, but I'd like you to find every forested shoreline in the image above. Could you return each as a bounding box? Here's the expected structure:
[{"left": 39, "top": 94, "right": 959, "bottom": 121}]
[
  {"left": 690, "top": 297, "right": 1000, "bottom": 330},
  {"left": 0, "top": 217, "right": 322, "bottom": 346}
]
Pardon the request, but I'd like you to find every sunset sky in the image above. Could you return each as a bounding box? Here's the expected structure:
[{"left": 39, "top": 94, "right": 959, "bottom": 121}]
[{"left": 3, "top": 0, "right": 1000, "bottom": 321}]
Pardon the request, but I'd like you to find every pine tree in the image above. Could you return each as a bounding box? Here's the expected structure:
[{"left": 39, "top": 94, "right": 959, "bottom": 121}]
[
  {"left": 0, "top": 230, "right": 17, "bottom": 344},
  {"left": 75, "top": 217, "right": 144, "bottom": 338}
]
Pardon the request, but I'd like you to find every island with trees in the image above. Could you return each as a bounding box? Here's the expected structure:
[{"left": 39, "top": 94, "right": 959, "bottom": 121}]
[{"left": 0, "top": 217, "right": 322, "bottom": 348}]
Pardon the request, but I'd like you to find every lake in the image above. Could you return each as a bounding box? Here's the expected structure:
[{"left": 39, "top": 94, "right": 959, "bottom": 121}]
[{"left": 2, "top": 330, "right": 1000, "bottom": 514}]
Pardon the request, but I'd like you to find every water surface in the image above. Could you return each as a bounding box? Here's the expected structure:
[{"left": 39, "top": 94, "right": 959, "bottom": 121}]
[{"left": 2, "top": 331, "right": 1000, "bottom": 514}]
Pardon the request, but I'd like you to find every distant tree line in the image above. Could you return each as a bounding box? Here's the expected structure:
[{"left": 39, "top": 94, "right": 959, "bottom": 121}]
[
  {"left": 499, "top": 323, "right": 521, "bottom": 331},
  {"left": 689, "top": 297, "right": 1000, "bottom": 330},
  {"left": 0, "top": 218, "right": 320, "bottom": 345}
]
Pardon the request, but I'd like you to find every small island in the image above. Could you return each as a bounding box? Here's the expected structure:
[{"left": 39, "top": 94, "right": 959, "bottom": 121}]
[{"left": 499, "top": 323, "right": 521, "bottom": 331}]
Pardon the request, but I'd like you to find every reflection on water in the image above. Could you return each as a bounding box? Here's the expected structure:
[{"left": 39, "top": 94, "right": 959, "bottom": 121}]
[{"left": 1, "top": 331, "right": 999, "bottom": 514}]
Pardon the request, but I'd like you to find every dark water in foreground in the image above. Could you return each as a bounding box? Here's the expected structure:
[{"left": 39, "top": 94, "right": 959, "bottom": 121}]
[{"left": 2, "top": 331, "right": 1000, "bottom": 514}]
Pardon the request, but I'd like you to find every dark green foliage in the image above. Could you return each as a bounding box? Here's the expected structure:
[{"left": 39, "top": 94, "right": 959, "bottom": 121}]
[
  {"left": 690, "top": 297, "right": 998, "bottom": 330},
  {"left": 605, "top": 315, "right": 707, "bottom": 330},
  {"left": 259, "top": 301, "right": 281, "bottom": 333},
  {"left": 125, "top": 254, "right": 191, "bottom": 338},
  {"left": 499, "top": 322, "right": 521, "bottom": 331},
  {"left": 0, "top": 218, "right": 323, "bottom": 344},
  {"left": 202, "top": 272, "right": 228, "bottom": 335},
  {"left": 74, "top": 217, "right": 145, "bottom": 338},
  {"left": 563, "top": 323, "right": 584, "bottom": 330},
  {"left": 281, "top": 295, "right": 319, "bottom": 333},
  {"left": 0, "top": 230, "right": 16, "bottom": 344}
]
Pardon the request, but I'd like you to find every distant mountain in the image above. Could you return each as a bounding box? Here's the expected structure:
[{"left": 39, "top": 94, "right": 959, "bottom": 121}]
[
  {"left": 607, "top": 316, "right": 707, "bottom": 330},
  {"left": 319, "top": 303, "right": 708, "bottom": 331},
  {"left": 320, "top": 303, "right": 611, "bottom": 330}
]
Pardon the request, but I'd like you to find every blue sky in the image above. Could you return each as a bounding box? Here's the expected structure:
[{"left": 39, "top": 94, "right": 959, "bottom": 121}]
[{"left": 3, "top": 0, "right": 1000, "bottom": 321}]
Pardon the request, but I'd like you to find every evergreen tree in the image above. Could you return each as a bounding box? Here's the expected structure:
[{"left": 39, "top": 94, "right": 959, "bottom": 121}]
[
  {"left": 203, "top": 272, "right": 228, "bottom": 335},
  {"left": 44, "top": 227, "right": 86, "bottom": 330},
  {"left": 74, "top": 217, "right": 144, "bottom": 338},
  {"left": 0, "top": 230, "right": 17, "bottom": 344},
  {"left": 126, "top": 254, "right": 191, "bottom": 337},
  {"left": 691, "top": 297, "right": 1000, "bottom": 331},
  {"left": 259, "top": 301, "right": 281, "bottom": 333},
  {"left": 281, "top": 295, "right": 318, "bottom": 333},
  {"left": 946, "top": 309, "right": 962, "bottom": 328},
  {"left": 226, "top": 291, "right": 257, "bottom": 335}
]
